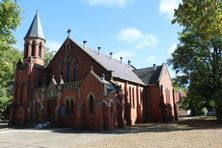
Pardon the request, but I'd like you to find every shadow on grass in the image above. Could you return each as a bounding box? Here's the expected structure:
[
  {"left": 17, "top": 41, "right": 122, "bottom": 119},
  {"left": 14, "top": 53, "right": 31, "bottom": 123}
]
[
  {"left": 105, "top": 116, "right": 222, "bottom": 134},
  {"left": 48, "top": 116, "right": 222, "bottom": 135}
]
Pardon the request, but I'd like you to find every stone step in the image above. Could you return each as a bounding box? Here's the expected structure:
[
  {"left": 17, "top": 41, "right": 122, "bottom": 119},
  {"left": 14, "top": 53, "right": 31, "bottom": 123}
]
[{"left": 34, "top": 122, "right": 51, "bottom": 129}]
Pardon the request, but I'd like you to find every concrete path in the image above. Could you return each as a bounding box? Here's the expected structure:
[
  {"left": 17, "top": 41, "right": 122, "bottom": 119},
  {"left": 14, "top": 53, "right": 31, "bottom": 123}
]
[{"left": 0, "top": 128, "right": 118, "bottom": 148}]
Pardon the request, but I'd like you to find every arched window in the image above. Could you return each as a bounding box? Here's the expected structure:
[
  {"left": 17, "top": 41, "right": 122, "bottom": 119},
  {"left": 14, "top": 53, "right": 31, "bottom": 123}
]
[
  {"left": 129, "top": 87, "right": 131, "bottom": 108},
  {"left": 66, "top": 99, "right": 69, "bottom": 114},
  {"left": 70, "top": 99, "right": 73, "bottom": 114},
  {"left": 39, "top": 43, "right": 42, "bottom": 57},
  {"left": 47, "top": 88, "right": 56, "bottom": 97},
  {"left": 160, "top": 85, "right": 163, "bottom": 96},
  {"left": 67, "top": 62, "right": 70, "bottom": 82},
  {"left": 88, "top": 95, "right": 94, "bottom": 113},
  {"left": 59, "top": 60, "right": 64, "bottom": 76},
  {"left": 140, "top": 89, "right": 143, "bottom": 105},
  {"left": 31, "top": 42, "right": 35, "bottom": 56},
  {"left": 25, "top": 44, "right": 28, "bottom": 57},
  {"left": 20, "top": 81, "right": 25, "bottom": 104},
  {"left": 65, "top": 98, "right": 74, "bottom": 115},
  {"left": 73, "top": 64, "right": 77, "bottom": 81},
  {"left": 111, "top": 102, "right": 113, "bottom": 112}
]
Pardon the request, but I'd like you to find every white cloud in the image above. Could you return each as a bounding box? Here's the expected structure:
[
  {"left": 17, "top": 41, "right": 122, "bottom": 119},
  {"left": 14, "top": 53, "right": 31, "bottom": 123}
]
[
  {"left": 116, "top": 27, "right": 143, "bottom": 43},
  {"left": 159, "top": 0, "right": 181, "bottom": 19},
  {"left": 135, "top": 35, "right": 158, "bottom": 49},
  {"left": 113, "top": 50, "right": 135, "bottom": 60},
  {"left": 46, "top": 41, "right": 61, "bottom": 52},
  {"left": 83, "top": 0, "right": 134, "bottom": 8},
  {"left": 167, "top": 43, "right": 177, "bottom": 58},
  {"left": 168, "top": 43, "right": 177, "bottom": 55},
  {"left": 115, "top": 27, "right": 158, "bottom": 49}
]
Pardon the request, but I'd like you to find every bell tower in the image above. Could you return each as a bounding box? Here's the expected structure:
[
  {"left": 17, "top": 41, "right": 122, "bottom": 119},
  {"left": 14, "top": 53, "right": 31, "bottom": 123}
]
[
  {"left": 10, "top": 11, "right": 47, "bottom": 126},
  {"left": 23, "top": 10, "right": 45, "bottom": 66}
]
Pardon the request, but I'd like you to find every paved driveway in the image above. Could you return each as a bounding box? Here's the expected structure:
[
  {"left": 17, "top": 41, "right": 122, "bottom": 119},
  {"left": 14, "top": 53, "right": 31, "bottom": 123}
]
[{"left": 0, "top": 128, "right": 117, "bottom": 148}]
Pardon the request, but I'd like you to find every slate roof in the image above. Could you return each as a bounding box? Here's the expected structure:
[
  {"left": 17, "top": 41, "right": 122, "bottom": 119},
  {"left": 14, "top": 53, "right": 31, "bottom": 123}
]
[
  {"left": 49, "top": 38, "right": 145, "bottom": 85},
  {"left": 133, "top": 65, "right": 163, "bottom": 85},
  {"left": 76, "top": 40, "right": 145, "bottom": 85},
  {"left": 24, "top": 11, "right": 44, "bottom": 40}
]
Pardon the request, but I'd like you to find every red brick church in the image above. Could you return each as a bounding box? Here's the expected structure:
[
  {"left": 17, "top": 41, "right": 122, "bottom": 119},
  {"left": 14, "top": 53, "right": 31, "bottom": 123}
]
[{"left": 10, "top": 11, "right": 179, "bottom": 130}]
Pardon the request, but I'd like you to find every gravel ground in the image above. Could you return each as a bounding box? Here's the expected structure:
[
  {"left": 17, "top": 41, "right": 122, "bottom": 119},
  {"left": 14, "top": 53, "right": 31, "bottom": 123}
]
[
  {"left": 76, "top": 116, "right": 222, "bottom": 148},
  {"left": 0, "top": 117, "right": 221, "bottom": 148}
]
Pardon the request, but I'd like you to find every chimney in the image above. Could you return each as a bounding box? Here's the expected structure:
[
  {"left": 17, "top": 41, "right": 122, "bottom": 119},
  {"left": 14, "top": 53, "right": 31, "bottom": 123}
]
[
  {"left": 98, "top": 47, "right": 101, "bottom": 55},
  {"left": 153, "top": 64, "right": 156, "bottom": 70},
  {"left": 120, "top": 57, "right": 123, "bottom": 64},
  {"left": 83, "top": 40, "right": 87, "bottom": 50},
  {"left": 109, "top": 52, "right": 113, "bottom": 60},
  {"left": 128, "top": 60, "right": 131, "bottom": 66}
]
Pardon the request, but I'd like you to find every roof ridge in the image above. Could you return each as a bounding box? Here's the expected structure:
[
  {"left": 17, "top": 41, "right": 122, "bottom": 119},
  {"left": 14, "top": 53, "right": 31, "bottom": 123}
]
[
  {"left": 135, "top": 65, "right": 161, "bottom": 71},
  {"left": 48, "top": 37, "right": 145, "bottom": 85},
  {"left": 84, "top": 46, "right": 130, "bottom": 67}
]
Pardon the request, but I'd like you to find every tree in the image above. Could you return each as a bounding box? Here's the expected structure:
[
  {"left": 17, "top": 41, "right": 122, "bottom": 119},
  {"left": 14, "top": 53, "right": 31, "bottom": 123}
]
[
  {"left": 0, "top": 0, "right": 21, "bottom": 51},
  {"left": 169, "top": 0, "right": 222, "bottom": 117},
  {"left": 0, "top": 49, "right": 22, "bottom": 119},
  {"left": 0, "top": 0, "right": 21, "bottom": 119},
  {"left": 44, "top": 47, "right": 55, "bottom": 67},
  {"left": 172, "top": 0, "right": 222, "bottom": 40}
]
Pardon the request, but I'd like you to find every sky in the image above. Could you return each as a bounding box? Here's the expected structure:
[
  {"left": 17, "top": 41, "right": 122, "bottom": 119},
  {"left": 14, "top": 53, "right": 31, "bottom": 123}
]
[{"left": 14, "top": 0, "right": 182, "bottom": 77}]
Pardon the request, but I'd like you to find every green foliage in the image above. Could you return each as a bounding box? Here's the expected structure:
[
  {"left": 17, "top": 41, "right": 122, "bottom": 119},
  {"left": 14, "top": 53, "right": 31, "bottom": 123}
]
[
  {"left": 0, "top": 0, "right": 21, "bottom": 51},
  {"left": 170, "top": 29, "right": 222, "bottom": 109},
  {"left": 169, "top": 0, "right": 222, "bottom": 116},
  {"left": 202, "top": 107, "right": 208, "bottom": 116},
  {"left": 179, "top": 97, "right": 189, "bottom": 110},
  {"left": 0, "top": 0, "right": 21, "bottom": 119},
  {"left": 180, "top": 97, "right": 212, "bottom": 116},
  {"left": 0, "top": 48, "right": 22, "bottom": 119},
  {"left": 172, "top": 0, "right": 222, "bottom": 40},
  {"left": 172, "top": 78, "right": 187, "bottom": 93},
  {"left": 44, "top": 47, "right": 55, "bottom": 67}
]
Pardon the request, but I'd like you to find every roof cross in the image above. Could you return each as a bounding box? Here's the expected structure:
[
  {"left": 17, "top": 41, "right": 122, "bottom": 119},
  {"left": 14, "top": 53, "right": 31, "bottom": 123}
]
[{"left": 67, "top": 28, "right": 72, "bottom": 37}]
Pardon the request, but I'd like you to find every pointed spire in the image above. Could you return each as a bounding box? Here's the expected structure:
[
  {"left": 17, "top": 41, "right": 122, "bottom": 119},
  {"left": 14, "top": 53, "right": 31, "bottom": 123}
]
[{"left": 24, "top": 10, "right": 45, "bottom": 40}]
